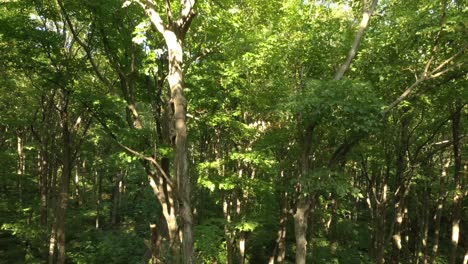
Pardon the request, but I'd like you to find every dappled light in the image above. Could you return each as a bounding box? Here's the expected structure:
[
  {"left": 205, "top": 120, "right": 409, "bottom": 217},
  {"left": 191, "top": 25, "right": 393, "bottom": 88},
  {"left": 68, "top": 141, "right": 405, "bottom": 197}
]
[{"left": 0, "top": 0, "right": 465, "bottom": 263}]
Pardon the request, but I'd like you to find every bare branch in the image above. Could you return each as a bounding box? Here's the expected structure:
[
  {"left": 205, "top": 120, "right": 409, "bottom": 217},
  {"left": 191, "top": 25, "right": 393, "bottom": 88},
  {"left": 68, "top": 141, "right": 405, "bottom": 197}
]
[
  {"left": 382, "top": 79, "right": 423, "bottom": 115},
  {"left": 382, "top": 47, "right": 465, "bottom": 115},
  {"left": 430, "top": 48, "right": 465, "bottom": 75}
]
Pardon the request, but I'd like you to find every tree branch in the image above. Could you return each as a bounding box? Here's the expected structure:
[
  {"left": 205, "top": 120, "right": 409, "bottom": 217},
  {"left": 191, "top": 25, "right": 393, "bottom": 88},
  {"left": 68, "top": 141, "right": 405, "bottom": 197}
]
[
  {"left": 334, "top": 0, "right": 378, "bottom": 80},
  {"left": 57, "top": 0, "right": 114, "bottom": 90},
  {"left": 134, "top": 0, "right": 166, "bottom": 34}
]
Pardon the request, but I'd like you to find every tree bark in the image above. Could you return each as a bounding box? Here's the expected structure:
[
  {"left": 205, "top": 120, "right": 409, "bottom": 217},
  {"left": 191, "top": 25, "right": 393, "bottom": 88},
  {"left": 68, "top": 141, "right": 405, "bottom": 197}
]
[
  {"left": 223, "top": 194, "right": 234, "bottom": 264},
  {"left": 17, "top": 129, "right": 25, "bottom": 205},
  {"left": 270, "top": 191, "right": 288, "bottom": 264},
  {"left": 95, "top": 165, "right": 102, "bottom": 229},
  {"left": 140, "top": 2, "right": 196, "bottom": 262},
  {"left": 167, "top": 34, "right": 194, "bottom": 264},
  {"left": 49, "top": 87, "right": 73, "bottom": 264},
  {"left": 449, "top": 99, "right": 463, "bottom": 264},
  {"left": 294, "top": 197, "right": 310, "bottom": 264},
  {"left": 429, "top": 159, "right": 449, "bottom": 264},
  {"left": 111, "top": 170, "right": 125, "bottom": 228},
  {"left": 334, "top": 0, "right": 379, "bottom": 80},
  {"left": 239, "top": 231, "right": 246, "bottom": 264},
  {"left": 392, "top": 114, "right": 410, "bottom": 263}
]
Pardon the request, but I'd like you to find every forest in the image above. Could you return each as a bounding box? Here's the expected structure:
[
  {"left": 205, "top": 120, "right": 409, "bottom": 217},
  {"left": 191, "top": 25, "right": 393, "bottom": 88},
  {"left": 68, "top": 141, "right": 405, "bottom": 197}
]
[{"left": 0, "top": 0, "right": 466, "bottom": 263}]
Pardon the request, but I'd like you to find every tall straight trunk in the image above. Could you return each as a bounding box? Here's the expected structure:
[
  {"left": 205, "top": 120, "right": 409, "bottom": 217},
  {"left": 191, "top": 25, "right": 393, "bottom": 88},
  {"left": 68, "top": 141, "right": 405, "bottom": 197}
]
[
  {"left": 49, "top": 88, "right": 74, "bottom": 264},
  {"left": 239, "top": 231, "right": 246, "bottom": 264},
  {"left": 429, "top": 159, "right": 449, "bottom": 264},
  {"left": 48, "top": 225, "right": 57, "bottom": 264},
  {"left": 39, "top": 146, "right": 49, "bottom": 226},
  {"left": 55, "top": 129, "right": 72, "bottom": 264},
  {"left": 294, "top": 198, "right": 310, "bottom": 264},
  {"left": 17, "top": 129, "right": 25, "bottom": 205},
  {"left": 392, "top": 114, "right": 410, "bottom": 263},
  {"left": 420, "top": 186, "right": 430, "bottom": 264},
  {"left": 223, "top": 194, "right": 234, "bottom": 264},
  {"left": 375, "top": 183, "right": 387, "bottom": 264},
  {"left": 111, "top": 170, "right": 124, "bottom": 227},
  {"left": 294, "top": 119, "right": 314, "bottom": 264},
  {"left": 449, "top": 99, "right": 462, "bottom": 264},
  {"left": 270, "top": 190, "right": 288, "bottom": 264},
  {"left": 95, "top": 166, "right": 102, "bottom": 229}
]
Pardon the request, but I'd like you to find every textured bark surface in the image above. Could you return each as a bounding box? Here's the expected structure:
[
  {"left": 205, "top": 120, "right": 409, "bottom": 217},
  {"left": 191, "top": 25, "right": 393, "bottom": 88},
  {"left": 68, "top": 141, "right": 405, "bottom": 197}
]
[
  {"left": 140, "top": 1, "right": 196, "bottom": 262},
  {"left": 294, "top": 198, "right": 310, "bottom": 264}
]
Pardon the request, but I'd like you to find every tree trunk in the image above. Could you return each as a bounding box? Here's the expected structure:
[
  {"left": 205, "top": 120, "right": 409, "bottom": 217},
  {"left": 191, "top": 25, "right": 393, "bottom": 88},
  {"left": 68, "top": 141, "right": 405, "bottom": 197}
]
[
  {"left": 429, "top": 159, "right": 449, "bottom": 264},
  {"left": 95, "top": 165, "right": 102, "bottom": 230},
  {"left": 139, "top": 2, "right": 196, "bottom": 262},
  {"left": 111, "top": 170, "right": 124, "bottom": 228},
  {"left": 375, "top": 184, "right": 387, "bottom": 264},
  {"left": 17, "top": 129, "right": 25, "bottom": 205},
  {"left": 420, "top": 186, "right": 430, "bottom": 264},
  {"left": 49, "top": 88, "right": 74, "bottom": 264},
  {"left": 148, "top": 170, "right": 180, "bottom": 261},
  {"left": 223, "top": 194, "right": 234, "bottom": 264},
  {"left": 165, "top": 30, "right": 194, "bottom": 264},
  {"left": 150, "top": 223, "right": 162, "bottom": 264},
  {"left": 239, "top": 231, "right": 246, "bottom": 264},
  {"left": 392, "top": 114, "right": 410, "bottom": 263},
  {"left": 271, "top": 191, "right": 288, "bottom": 264},
  {"left": 294, "top": 197, "right": 310, "bottom": 264},
  {"left": 39, "top": 146, "right": 49, "bottom": 226},
  {"left": 449, "top": 99, "right": 462, "bottom": 264},
  {"left": 48, "top": 224, "right": 57, "bottom": 264}
]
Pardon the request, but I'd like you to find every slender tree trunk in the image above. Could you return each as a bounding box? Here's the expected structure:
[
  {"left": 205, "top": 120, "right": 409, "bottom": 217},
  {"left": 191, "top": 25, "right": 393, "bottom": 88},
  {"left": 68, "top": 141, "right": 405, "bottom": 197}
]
[
  {"left": 39, "top": 146, "right": 49, "bottom": 226},
  {"left": 272, "top": 191, "right": 288, "bottom": 264},
  {"left": 150, "top": 223, "right": 162, "bottom": 263},
  {"left": 95, "top": 166, "right": 102, "bottom": 230},
  {"left": 111, "top": 170, "right": 124, "bottom": 228},
  {"left": 449, "top": 99, "right": 462, "bottom": 264},
  {"left": 17, "top": 129, "right": 25, "bottom": 205},
  {"left": 48, "top": 224, "right": 57, "bottom": 264},
  {"left": 55, "top": 137, "right": 72, "bottom": 264},
  {"left": 392, "top": 114, "right": 410, "bottom": 263},
  {"left": 223, "top": 194, "right": 234, "bottom": 264},
  {"left": 375, "top": 183, "right": 387, "bottom": 264},
  {"left": 239, "top": 231, "right": 246, "bottom": 264},
  {"left": 429, "top": 159, "right": 449, "bottom": 264},
  {"left": 294, "top": 197, "right": 310, "bottom": 264},
  {"left": 421, "top": 187, "right": 430, "bottom": 264},
  {"left": 49, "top": 88, "right": 74, "bottom": 264}
]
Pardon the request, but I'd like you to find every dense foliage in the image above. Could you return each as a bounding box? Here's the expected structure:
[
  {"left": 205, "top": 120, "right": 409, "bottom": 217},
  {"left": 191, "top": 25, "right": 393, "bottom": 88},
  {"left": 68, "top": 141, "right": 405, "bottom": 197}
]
[{"left": 0, "top": 0, "right": 466, "bottom": 263}]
